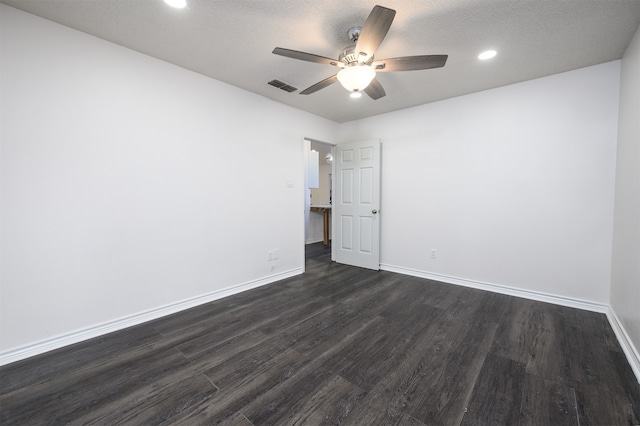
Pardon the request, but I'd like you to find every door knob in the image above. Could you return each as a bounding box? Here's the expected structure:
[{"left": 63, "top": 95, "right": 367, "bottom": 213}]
[{"left": 372, "top": 209, "right": 378, "bottom": 214}]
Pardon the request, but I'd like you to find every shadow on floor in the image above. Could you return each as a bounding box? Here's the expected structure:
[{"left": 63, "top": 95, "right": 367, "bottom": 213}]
[{"left": 305, "top": 241, "right": 331, "bottom": 259}]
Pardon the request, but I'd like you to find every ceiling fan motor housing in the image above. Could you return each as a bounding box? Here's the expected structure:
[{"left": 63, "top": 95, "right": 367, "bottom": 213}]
[
  {"left": 341, "top": 26, "right": 375, "bottom": 66},
  {"left": 339, "top": 44, "right": 374, "bottom": 66}
]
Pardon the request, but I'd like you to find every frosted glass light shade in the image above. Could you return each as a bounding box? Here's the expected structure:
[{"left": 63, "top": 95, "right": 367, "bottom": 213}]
[
  {"left": 478, "top": 50, "right": 497, "bottom": 60},
  {"left": 337, "top": 66, "right": 376, "bottom": 92},
  {"left": 164, "top": 0, "right": 186, "bottom": 8}
]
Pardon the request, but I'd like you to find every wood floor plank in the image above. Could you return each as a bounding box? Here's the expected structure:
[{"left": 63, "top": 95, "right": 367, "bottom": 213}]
[
  {"left": 519, "top": 373, "right": 578, "bottom": 426},
  {"left": 420, "top": 278, "right": 469, "bottom": 310},
  {"left": 263, "top": 301, "right": 377, "bottom": 357},
  {"left": 175, "top": 329, "right": 271, "bottom": 377},
  {"left": 311, "top": 269, "right": 395, "bottom": 301},
  {"left": 377, "top": 280, "right": 437, "bottom": 322},
  {"left": 0, "top": 324, "right": 163, "bottom": 396},
  {"left": 240, "top": 316, "right": 390, "bottom": 424},
  {"left": 254, "top": 271, "right": 401, "bottom": 338},
  {"left": 341, "top": 316, "right": 448, "bottom": 425},
  {"left": 181, "top": 351, "right": 312, "bottom": 424},
  {"left": 283, "top": 374, "right": 366, "bottom": 425},
  {"left": 573, "top": 380, "right": 639, "bottom": 425},
  {"left": 149, "top": 284, "right": 283, "bottom": 336},
  {"left": 173, "top": 289, "right": 326, "bottom": 358},
  {"left": 263, "top": 277, "right": 401, "bottom": 359},
  {"left": 522, "top": 306, "right": 572, "bottom": 380},
  {"left": 490, "top": 298, "right": 546, "bottom": 364},
  {"left": 332, "top": 316, "right": 405, "bottom": 390},
  {"left": 336, "top": 272, "right": 404, "bottom": 308},
  {"left": 346, "top": 291, "right": 498, "bottom": 425},
  {"left": 562, "top": 307, "right": 628, "bottom": 389},
  {"left": 167, "top": 269, "right": 389, "bottom": 360},
  {"left": 569, "top": 307, "right": 624, "bottom": 353},
  {"left": 610, "top": 349, "right": 640, "bottom": 422},
  {"left": 73, "top": 372, "right": 218, "bottom": 425},
  {"left": 255, "top": 296, "right": 338, "bottom": 336},
  {"left": 490, "top": 299, "right": 572, "bottom": 381},
  {"left": 400, "top": 320, "right": 499, "bottom": 424},
  {"left": 0, "top": 347, "right": 190, "bottom": 425},
  {"left": 2, "top": 254, "right": 638, "bottom": 425},
  {"left": 235, "top": 352, "right": 348, "bottom": 425},
  {"left": 149, "top": 276, "right": 304, "bottom": 337},
  {"left": 203, "top": 341, "right": 298, "bottom": 390},
  {"left": 160, "top": 349, "right": 308, "bottom": 424},
  {"left": 469, "top": 290, "right": 511, "bottom": 324},
  {"left": 290, "top": 262, "right": 367, "bottom": 291},
  {"left": 343, "top": 408, "right": 428, "bottom": 426},
  {"left": 339, "top": 305, "right": 442, "bottom": 391},
  {"left": 460, "top": 353, "right": 526, "bottom": 425},
  {"left": 226, "top": 412, "right": 255, "bottom": 426}
]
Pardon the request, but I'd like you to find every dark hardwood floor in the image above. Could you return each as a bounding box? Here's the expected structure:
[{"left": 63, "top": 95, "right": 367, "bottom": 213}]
[{"left": 1, "top": 243, "right": 639, "bottom": 425}]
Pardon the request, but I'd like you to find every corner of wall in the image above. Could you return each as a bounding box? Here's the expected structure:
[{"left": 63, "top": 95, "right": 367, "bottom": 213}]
[
  {"left": 609, "top": 23, "right": 640, "bottom": 385},
  {"left": 607, "top": 307, "right": 640, "bottom": 384}
]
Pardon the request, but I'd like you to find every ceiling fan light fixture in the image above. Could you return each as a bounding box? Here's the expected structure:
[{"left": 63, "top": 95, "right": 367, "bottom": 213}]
[
  {"left": 350, "top": 92, "right": 362, "bottom": 99},
  {"left": 478, "top": 50, "right": 497, "bottom": 60},
  {"left": 272, "top": 5, "right": 447, "bottom": 100},
  {"left": 337, "top": 65, "right": 376, "bottom": 92},
  {"left": 163, "top": 0, "right": 186, "bottom": 8}
]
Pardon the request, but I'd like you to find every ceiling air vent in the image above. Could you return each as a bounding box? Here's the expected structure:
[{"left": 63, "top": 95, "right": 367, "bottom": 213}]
[{"left": 268, "top": 79, "right": 298, "bottom": 93}]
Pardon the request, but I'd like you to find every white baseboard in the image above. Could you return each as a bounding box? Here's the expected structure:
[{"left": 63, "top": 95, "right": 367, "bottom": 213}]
[
  {"left": 0, "top": 268, "right": 303, "bottom": 366},
  {"left": 305, "top": 238, "right": 324, "bottom": 244},
  {"left": 380, "top": 264, "right": 608, "bottom": 313},
  {"left": 606, "top": 308, "right": 640, "bottom": 384},
  {"left": 380, "top": 263, "right": 640, "bottom": 384},
  {"left": 5, "top": 264, "right": 639, "bottom": 387}
]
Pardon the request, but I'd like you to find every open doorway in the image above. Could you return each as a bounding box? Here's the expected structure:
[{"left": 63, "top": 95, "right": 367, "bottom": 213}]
[{"left": 304, "top": 139, "right": 335, "bottom": 262}]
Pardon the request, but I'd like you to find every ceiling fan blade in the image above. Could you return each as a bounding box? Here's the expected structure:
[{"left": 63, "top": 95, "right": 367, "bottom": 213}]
[
  {"left": 355, "top": 5, "right": 396, "bottom": 61},
  {"left": 272, "top": 47, "right": 341, "bottom": 67},
  {"left": 372, "top": 55, "right": 448, "bottom": 72},
  {"left": 300, "top": 75, "right": 339, "bottom": 95},
  {"left": 364, "top": 77, "right": 386, "bottom": 100}
]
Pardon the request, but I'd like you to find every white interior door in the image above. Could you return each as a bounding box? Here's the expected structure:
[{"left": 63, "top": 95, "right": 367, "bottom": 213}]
[{"left": 333, "top": 139, "right": 381, "bottom": 270}]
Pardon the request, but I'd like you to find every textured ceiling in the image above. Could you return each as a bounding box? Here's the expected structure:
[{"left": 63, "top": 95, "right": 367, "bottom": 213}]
[{"left": 2, "top": 0, "right": 639, "bottom": 123}]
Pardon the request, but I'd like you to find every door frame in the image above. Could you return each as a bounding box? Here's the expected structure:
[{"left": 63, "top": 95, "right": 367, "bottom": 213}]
[{"left": 301, "top": 137, "right": 336, "bottom": 272}]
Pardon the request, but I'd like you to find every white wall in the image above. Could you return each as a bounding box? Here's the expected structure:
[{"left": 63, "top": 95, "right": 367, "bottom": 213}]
[
  {"left": 0, "top": 5, "right": 338, "bottom": 356},
  {"left": 339, "top": 62, "right": 621, "bottom": 306},
  {"left": 610, "top": 25, "right": 640, "bottom": 376},
  {"left": 0, "top": 3, "right": 631, "bottom": 367}
]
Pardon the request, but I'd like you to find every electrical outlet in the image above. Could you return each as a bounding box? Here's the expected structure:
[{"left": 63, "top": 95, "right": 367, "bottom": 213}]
[{"left": 431, "top": 249, "right": 437, "bottom": 259}]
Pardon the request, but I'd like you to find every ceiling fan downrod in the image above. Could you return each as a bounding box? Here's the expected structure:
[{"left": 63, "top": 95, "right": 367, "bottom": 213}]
[{"left": 347, "top": 26, "right": 362, "bottom": 43}]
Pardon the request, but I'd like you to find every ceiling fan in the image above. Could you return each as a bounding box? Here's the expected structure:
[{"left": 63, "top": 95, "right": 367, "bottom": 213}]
[{"left": 272, "top": 5, "right": 448, "bottom": 100}]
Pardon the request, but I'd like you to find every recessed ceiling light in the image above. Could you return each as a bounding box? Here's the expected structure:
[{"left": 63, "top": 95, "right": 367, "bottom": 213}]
[
  {"left": 350, "top": 92, "right": 362, "bottom": 99},
  {"left": 163, "top": 0, "right": 186, "bottom": 9},
  {"left": 478, "top": 50, "right": 497, "bottom": 60}
]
